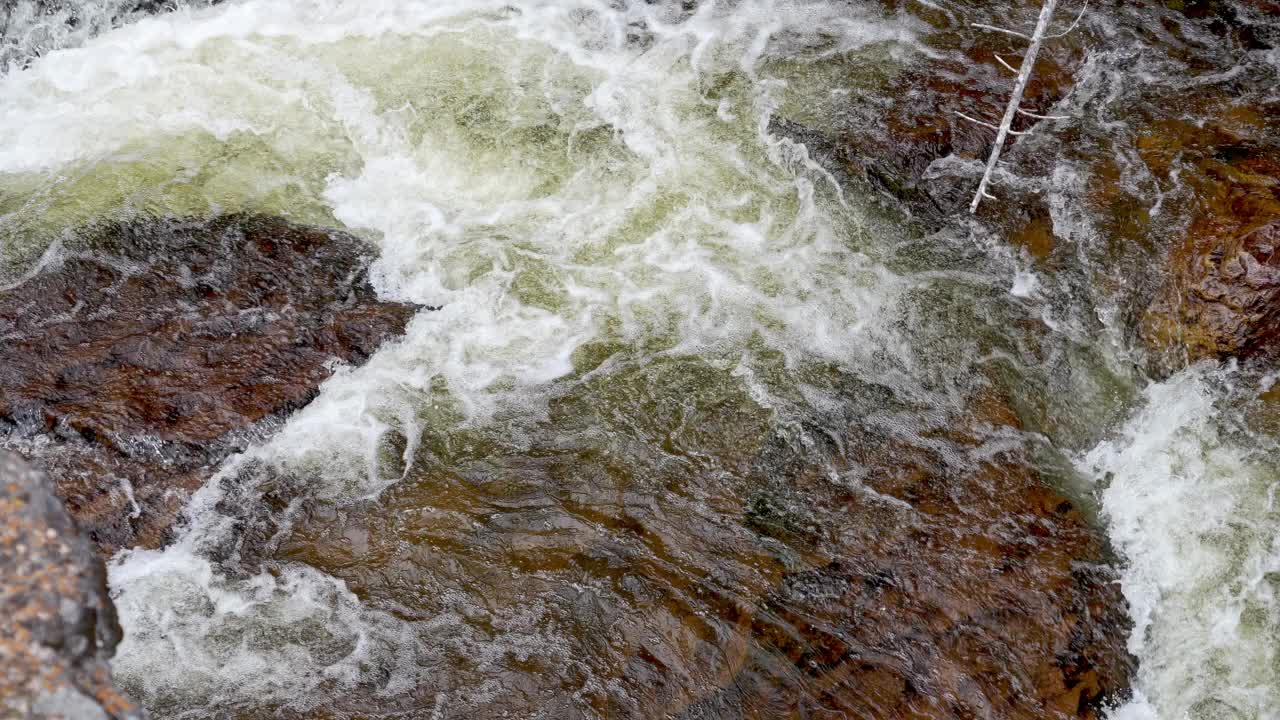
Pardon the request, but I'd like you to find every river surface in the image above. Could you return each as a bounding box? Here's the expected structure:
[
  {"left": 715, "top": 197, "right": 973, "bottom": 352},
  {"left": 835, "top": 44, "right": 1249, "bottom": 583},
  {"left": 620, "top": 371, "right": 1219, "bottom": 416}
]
[{"left": 1, "top": 1, "right": 1278, "bottom": 719}]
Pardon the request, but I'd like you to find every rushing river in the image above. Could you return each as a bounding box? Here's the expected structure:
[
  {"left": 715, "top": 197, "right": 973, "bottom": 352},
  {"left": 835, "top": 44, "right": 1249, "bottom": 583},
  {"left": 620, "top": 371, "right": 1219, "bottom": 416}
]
[{"left": 1, "top": 1, "right": 1278, "bottom": 718}]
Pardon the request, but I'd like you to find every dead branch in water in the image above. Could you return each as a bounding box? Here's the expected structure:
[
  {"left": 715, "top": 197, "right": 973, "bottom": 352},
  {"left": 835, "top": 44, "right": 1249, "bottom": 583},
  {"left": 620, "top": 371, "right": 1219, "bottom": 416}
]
[{"left": 964, "top": 0, "right": 1087, "bottom": 213}]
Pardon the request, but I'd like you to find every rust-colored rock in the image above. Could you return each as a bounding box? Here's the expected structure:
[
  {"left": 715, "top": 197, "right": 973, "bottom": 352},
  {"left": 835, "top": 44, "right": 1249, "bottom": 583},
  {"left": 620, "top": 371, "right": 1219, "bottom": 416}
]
[
  {"left": 682, "top": 397, "right": 1132, "bottom": 719},
  {"left": 1003, "top": 0, "right": 1280, "bottom": 374},
  {"left": 1136, "top": 104, "right": 1280, "bottom": 371},
  {"left": 795, "top": 0, "right": 1280, "bottom": 375},
  {"left": 0, "top": 451, "right": 139, "bottom": 720},
  {"left": 0, "top": 215, "right": 418, "bottom": 555},
  {"left": 232, "top": 371, "right": 1132, "bottom": 719},
  {"left": 785, "top": 0, "right": 1280, "bottom": 361}
]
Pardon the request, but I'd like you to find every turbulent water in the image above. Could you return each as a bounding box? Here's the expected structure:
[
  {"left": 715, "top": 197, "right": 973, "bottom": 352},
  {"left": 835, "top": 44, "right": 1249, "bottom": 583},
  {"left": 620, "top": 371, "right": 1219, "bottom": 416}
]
[
  {"left": 1, "top": 0, "right": 1277, "bottom": 718},
  {"left": 1087, "top": 367, "right": 1280, "bottom": 720}
]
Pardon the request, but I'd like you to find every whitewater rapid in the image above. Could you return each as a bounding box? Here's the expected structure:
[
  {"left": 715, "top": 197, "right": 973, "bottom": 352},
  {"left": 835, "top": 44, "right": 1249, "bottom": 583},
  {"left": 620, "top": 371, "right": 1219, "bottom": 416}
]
[
  {"left": 1084, "top": 366, "right": 1280, "bottom": 720},
  {"left": 1, "top": 0, "right": 922, "bottom": 712},
  {"left": 1, "top": 1, "right": 1278, "bottom": 718}
]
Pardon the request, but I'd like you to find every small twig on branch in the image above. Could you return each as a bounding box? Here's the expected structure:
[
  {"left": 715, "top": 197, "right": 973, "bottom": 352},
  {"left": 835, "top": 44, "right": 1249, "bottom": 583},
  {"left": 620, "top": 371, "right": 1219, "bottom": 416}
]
[
  {"left": 958, "top": 110, "right": 1031, "bottom": 135},
  {"left": 970, "top": 22, "right": 1031, "bottom": 40},
  {"left": 1017, "top": 108, "right": 1069, "bottom": 120},
  {"left": 993, "top": 53, "right": 1019, "bottom": 73},
  {"left": 955, "top": 111, "right": 1001, "bottom": 131},
  {"left": 1045, "top": 0, "right": 1090, "bottom": 38}
]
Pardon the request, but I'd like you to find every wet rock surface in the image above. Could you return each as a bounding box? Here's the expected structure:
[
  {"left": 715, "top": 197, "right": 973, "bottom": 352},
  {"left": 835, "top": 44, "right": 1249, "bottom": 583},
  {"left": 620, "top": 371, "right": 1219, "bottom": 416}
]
[
  {"left": 1135, "top": 91, "right": 1280, "bottom": 370},
  {"left": 0, "top": 215, "right": 417, "bottom": 554},
  {"left": 782, "top": 0, "right": 1093, "bottom": 227},
  {"left": 779, "top": 1, "right": 1280, "bottom": 377},
  {"left": 689, "top": 410, "right": 1131, "bottom": 719},
  {"left": 816, "top": 0, "right": 1280, "bottom": 374},
  {"left": 1043, "top": 0, "right": 1280, "bottom": 374},
  {"left": 218, "top": 367, "right": 1133, "bottom": 719},
  {"left": 0, "top": 452, "right": 138, "bottom": 720},
  {"left": 0, "top": 2, "right": 1162, "bottom": 717}
]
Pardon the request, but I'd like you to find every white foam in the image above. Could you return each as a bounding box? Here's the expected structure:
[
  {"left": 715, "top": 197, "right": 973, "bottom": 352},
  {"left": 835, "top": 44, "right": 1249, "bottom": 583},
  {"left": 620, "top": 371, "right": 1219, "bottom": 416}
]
[
  {"left": 9, "top": 1, "right": 1278, "bottom": 716},
  {"left": 12, "top": 1, "right": 1279, "bottom": 717},
  {"left": 110, "top": 540, "right": 424, "bottom": 711},
  {"left": 1082, "top": 367, "right": 1280, "bottom": 720}
]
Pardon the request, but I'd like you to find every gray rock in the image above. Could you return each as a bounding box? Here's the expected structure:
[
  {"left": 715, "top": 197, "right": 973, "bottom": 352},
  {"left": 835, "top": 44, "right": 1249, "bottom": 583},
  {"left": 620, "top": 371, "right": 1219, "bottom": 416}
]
[{"left": 0, "top": 452, "right": 141, "bottom": 720}]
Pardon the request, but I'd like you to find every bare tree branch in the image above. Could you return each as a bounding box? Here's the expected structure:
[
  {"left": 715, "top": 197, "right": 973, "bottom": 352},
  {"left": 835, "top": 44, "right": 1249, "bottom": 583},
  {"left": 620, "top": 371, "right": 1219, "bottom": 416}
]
[{"left": 969, "top": 0, "right": 1060, "bottom": 213}]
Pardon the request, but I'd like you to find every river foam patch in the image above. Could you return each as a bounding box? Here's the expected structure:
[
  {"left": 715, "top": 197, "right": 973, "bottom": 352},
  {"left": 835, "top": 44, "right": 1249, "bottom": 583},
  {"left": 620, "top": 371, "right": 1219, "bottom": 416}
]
[{"left": 1082, "top": 367, "right": 1280, "bottom": 720}]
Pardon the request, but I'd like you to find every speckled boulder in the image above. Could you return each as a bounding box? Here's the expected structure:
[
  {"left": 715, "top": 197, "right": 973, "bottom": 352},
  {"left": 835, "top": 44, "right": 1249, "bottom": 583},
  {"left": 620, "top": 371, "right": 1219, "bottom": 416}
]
[{"left": 0, "top": 452, "right": 139, "bottom": 720}]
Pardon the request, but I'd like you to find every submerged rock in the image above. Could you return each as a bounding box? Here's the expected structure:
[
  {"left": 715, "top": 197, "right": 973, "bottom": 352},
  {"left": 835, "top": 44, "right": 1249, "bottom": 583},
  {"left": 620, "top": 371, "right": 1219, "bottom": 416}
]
[
  {"left": 1041, "top": 0, "right": 1280, "bottom": 374},
  {"left": 219, "top": 369, "right": 1132, "bottom": 720},
  {"left": 691, "top": 402, "right": 1132, "bottom": 719},
  {"left": 785, "top": 0, "right": 1280, "bottom": 374},
  {"left": 780, "top": 0, "right": 1090, "bottom": 226},
  {"left": 0, "top": 215, "right": 417, "bottom": 554},
  {"left": 0, "top": 452, "right": 139, "bottom": 720}
]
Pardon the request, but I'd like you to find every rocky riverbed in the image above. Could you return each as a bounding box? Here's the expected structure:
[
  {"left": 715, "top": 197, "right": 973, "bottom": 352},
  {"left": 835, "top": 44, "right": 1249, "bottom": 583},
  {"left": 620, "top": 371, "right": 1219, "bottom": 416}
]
[{"left": 0, "top": 0, "right": 1277, "bottom": 718}]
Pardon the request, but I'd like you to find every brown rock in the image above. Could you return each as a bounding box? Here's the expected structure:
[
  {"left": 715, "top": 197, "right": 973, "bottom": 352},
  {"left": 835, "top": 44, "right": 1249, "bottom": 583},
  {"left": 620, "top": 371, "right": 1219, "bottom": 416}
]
[
  {"left": 1137, "top": 106, "right": 1280, "bottom": 371},
  {"left": 0, "top": 215, "right": 418, "bottom": 555},
  {"left": 229, "top": 368, "right": 1132, "bottom": 719},
  {"left": 681, "top": 397, "right": 1133, "bottom": 719},
  {"left": 945, "top": 0, "right": 1280, "bottom": 371},
  {"left": 781, "top": 0, "right": 1279, "bottom": 376},
  {"left": 782, "top": 0, "right": 1279, "bottom": 336},
  {"left": 0, "top": 451, "right": 139, "bottom": 720}
]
